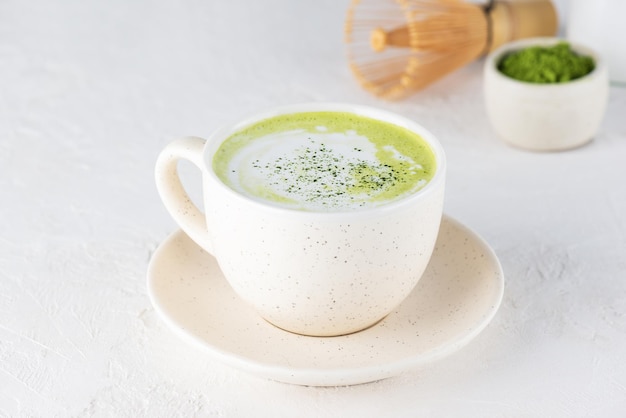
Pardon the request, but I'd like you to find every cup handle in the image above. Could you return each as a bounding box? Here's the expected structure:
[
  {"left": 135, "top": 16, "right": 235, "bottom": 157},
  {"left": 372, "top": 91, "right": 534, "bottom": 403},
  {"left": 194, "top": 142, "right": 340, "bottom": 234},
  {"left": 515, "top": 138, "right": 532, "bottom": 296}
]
[{"left": 155, "top": 136, "right": 214, "bottom": 254}]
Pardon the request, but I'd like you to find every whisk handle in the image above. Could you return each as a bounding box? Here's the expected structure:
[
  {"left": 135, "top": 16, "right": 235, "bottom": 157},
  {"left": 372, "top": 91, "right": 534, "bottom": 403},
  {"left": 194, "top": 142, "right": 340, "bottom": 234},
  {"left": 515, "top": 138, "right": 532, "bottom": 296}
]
[{"left": 488, "top": 0, "right": 558, "bottom": 52}]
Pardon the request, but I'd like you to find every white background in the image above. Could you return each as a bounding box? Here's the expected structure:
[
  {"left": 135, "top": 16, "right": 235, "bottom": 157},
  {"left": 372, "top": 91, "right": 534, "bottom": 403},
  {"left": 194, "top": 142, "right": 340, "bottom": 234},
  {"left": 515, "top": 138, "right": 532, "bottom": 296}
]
[{"left": 2, "top": 0, "right": 626, "bottom": 416}]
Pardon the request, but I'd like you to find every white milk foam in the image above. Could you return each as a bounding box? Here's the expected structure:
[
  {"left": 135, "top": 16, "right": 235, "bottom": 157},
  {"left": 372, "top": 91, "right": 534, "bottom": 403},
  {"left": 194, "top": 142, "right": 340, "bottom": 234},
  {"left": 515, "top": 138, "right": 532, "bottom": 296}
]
[{"left": 222, "top": 129, "right": 424, "bottom": 211}]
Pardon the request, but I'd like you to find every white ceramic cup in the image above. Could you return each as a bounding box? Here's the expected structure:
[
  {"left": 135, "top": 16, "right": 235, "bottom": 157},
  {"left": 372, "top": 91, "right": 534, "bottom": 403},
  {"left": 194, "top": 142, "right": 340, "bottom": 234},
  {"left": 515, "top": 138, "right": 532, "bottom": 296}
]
[
  {"left": 484, "top": 37, "right": 609, "bottom": 151},
  {"left": 155, "top": 103, "right": 446, "bottom": 337}
]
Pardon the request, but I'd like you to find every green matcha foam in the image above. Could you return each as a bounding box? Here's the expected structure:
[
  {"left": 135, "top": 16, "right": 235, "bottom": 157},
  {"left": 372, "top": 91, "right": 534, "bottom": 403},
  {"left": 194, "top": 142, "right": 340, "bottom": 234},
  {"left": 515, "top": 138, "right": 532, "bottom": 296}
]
[{"left": 213, "top": 112, "right": 436, "bottom": 212}]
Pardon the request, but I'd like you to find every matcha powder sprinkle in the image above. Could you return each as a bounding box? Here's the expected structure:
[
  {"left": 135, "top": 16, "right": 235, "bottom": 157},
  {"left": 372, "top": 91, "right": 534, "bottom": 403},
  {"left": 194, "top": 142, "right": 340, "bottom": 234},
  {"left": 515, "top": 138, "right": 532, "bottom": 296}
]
[
  {"left": 498, "top": 42, "right": 595, "bottom": 83},
  {"left": 251, "top": 140, "right": 404, "bottom": 208}
]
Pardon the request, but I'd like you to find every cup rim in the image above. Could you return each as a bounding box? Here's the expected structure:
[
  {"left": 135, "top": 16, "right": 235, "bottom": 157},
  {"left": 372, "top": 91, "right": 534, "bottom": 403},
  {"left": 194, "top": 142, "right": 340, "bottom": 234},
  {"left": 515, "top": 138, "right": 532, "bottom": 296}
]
[
  {"left": 200, "top": 102, "right": 446, "bottom": 217},
  {"left": 485, "top": 37, "right": 607, "bottom": 88}
]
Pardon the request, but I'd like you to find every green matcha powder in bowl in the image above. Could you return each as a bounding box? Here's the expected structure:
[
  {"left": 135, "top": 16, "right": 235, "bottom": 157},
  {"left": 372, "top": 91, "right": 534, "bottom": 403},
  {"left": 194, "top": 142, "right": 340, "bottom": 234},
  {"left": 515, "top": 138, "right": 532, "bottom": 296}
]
[
  {"left": 483, "top": 37, "right": 609, "bottom": 151},
  {"left": 498, "top": 42, "right": 595, "bottom": 84}
]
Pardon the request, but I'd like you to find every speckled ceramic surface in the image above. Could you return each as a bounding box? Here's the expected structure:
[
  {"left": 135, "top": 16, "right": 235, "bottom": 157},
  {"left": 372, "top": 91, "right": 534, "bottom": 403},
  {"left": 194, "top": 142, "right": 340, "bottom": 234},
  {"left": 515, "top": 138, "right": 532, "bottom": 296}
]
[
  {"left": 155, "top": 104, "right": 447, "bottom": 337},
  {"left": 147, "top": 215, "right": 504, "bottom": 386}
]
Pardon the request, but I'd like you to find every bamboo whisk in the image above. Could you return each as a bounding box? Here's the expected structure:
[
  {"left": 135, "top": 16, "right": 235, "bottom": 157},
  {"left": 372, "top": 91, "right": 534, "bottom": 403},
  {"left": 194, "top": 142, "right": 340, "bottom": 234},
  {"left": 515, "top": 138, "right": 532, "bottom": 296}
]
[{"left": 345, "top": 0, "right": 558, "bottom": 99}]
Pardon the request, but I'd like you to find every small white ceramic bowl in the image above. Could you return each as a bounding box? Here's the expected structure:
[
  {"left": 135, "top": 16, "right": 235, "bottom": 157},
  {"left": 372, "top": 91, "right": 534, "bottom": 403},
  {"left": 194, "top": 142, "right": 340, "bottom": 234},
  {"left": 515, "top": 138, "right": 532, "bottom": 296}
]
[{"left": 484, "top": 37, "right": 609, "bottom": 151}]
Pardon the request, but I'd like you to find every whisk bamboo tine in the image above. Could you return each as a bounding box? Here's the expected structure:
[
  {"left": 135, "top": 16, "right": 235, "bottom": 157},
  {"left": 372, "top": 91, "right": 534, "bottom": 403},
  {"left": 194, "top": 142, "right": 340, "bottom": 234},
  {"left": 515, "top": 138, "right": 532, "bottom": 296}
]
[
  {"left": 370, "top": 26, "right": 410, "bottom": 52},
  {"left": 345, "top": 0, "right": 558, "bottom": 99}
]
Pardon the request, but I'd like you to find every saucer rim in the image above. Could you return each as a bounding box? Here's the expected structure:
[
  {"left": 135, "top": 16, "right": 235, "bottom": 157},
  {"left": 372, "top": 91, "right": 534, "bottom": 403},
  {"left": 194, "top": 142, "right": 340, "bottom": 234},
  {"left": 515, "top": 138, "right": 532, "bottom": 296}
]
[{"left": 147, "top": 214, "right": 504, "bottom": 386}]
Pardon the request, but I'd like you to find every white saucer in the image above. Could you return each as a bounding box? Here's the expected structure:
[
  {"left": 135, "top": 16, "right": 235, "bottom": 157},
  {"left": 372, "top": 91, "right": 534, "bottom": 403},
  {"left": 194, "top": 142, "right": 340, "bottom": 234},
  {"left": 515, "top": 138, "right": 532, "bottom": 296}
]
[{"left": 147, "top": 215, "right": 504, "bottom": 386}]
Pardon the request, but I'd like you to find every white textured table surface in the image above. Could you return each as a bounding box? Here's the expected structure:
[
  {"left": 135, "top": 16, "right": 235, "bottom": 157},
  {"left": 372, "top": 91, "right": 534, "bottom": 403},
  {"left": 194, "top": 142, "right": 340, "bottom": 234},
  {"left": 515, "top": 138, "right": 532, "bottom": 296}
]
[{"left": 2, "top": 0, "right": 626, "bottom": 416}]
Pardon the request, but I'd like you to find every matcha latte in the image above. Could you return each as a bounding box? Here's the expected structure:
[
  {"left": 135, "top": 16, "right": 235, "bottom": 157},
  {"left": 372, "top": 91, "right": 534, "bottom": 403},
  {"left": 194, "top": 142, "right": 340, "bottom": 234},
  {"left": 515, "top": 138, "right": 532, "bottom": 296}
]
[
  {"left": 213, "top": 112, "right": 436, "bottom": 211},
  {"left": 156, "top": 104, "right": 446, "bottom": 336}
]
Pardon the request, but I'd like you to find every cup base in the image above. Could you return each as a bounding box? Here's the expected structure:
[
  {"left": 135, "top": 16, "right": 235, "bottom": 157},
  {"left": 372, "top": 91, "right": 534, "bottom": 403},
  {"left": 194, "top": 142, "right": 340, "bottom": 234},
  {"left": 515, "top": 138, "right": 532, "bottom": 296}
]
[{"left": 260, "top": 315, "right": 388, "bottom": 338}]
